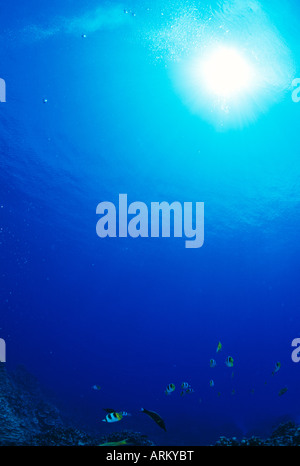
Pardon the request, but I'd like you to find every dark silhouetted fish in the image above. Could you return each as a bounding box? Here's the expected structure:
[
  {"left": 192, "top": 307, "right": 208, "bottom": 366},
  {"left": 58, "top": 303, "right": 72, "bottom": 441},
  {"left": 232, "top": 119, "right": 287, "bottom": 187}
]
[{"left": 141, "top": 408, "right": 167, "bottom": 432}]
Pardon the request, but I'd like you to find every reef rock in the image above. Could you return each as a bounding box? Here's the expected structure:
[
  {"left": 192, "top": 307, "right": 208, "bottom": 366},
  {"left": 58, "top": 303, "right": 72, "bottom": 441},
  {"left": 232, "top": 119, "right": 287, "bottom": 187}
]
[
  {"left": 215, "top": 421, "right": 300, "bottom": 446},
  {"left": 0, "top": 364, "right": 155, "bottom": 446}
]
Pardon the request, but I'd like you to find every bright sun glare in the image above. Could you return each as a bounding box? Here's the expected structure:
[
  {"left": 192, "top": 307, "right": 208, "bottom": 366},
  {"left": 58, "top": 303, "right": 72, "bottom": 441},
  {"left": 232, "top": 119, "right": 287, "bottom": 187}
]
[
  {"left": 200, "top": 46, "right": 256, "bottom": 98},
  {"left": 168, "top": 1, "right": 295, "bottom": 129}
]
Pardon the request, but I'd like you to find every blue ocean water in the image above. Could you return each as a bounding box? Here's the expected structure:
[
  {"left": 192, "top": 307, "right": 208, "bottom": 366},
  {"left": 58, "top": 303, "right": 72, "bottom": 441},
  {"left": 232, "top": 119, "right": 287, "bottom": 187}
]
[{"left": 1, "top": 0, "right": 300, "bottom": 446}]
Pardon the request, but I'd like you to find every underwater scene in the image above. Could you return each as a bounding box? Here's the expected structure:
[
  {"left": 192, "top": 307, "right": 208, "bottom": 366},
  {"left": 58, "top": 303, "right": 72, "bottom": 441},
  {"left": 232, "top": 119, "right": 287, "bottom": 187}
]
[{"left": 1, "top": 0, "right": 300, "bottom": 447}]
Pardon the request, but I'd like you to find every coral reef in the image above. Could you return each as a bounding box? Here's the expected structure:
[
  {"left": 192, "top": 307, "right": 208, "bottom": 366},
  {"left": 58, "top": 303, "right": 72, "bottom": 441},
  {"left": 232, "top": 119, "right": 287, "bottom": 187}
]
[
  {"left": 1, "top": 363, "right": 299, "bottom": 446},
  {"left": 30, "top": 428, "right": 155, "bottom": 446},
  {"left": 0, "top": 364, "right": 154, "bottom": 446},
  {"left": 0, "top": 363, "right": 62, "bottom": 445},
  {"left": 215, "top": 422, "right": 300, "bottom": 446}
]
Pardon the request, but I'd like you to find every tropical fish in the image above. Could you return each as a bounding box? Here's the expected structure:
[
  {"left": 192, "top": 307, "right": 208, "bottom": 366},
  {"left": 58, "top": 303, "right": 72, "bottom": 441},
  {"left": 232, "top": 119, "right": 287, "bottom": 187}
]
[
  {"left": 141, "top": 408, "right": 167, "bottom": 432},
  {"left": 209, "top": 380, "right": 214, "bottom": 387},
  {"left": 272, "top": 362, "right": 281, "bottom": 376},
  {"left": 99, "top": 439, "right": 130, "bottom": 446},
  {"left": 102, "top": 412, "right": 123, "bottom": 423},
  {"left": 180, "top": 382, "right": 194, "bottom": 396},
  {"left": 92, "top": 385, "right": 101, "bottom": 391},
  {"left": 216, "top": 341, "right": 222, "bottom": 353},
  {"left": 225, "top": 356, "right": 234, "bottom": 368},
  {"left": 181, "top": 382, "right": 191, "bottom": 390},
  {"left": 278, "top": 387, "right": 288, "bottom": 397},
  {"left": 185, "top": 388, "right": 195, "bottom": 394},
  {"left": 165, "top": 383, "right": 175, "bottom": 395},
  {"left": 210, "top": 359, "right": 217, "bottom": 368}
]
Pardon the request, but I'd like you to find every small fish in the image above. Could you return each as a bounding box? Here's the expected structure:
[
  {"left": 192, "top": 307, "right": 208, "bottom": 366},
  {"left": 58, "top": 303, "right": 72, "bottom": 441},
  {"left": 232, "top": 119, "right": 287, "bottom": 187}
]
[
  {"left": 185, "top": 388, "right": 195, "bottom": 394},
  {"left": 102, "top": 412, "right": 123, "bottom": 423},
  {"left": 209, "top": 380, "right": 215, "bottom": 387},
  {"left": 225, "top": 356, "right": 234, "bottom": 368},
  {"left": 272, "top": 362, "right": 281, "bottom": 376},
  {"left": 181, "top": 382, "right": 191, "bottom": 390},
  {"left": 216, "top": 341, "right": 222, "bottom": 353},
  {"left": 165, "top": 383, "right": 175, "bottom": 395},
  {"left": 210, "top": 359, "right": 217, "bottom": 368},
  {"left": 278, "top": 387, "right": 288, "bottom": 397},
  {"left": 231, "top": 389, "right": 236, "bottom": 396},
  {"left": 141, "top": 408, "right": 166, "bottom": 432},
  {"left": 180, "top": 382, "right": 194, "bottom": 396},
  {"left": 99, "top": 439, "right": 130, "bottom": 446},
  {"left": 250, "top": 388, "right": 255, "bottom": 394},
  {"left": 217, "top": 392, "right": 221, "bottom": 397},
  {"left": 92, "top": 385, "right": 101, "bottom": 391},
  {"left": 231, "top": 371, "right": 234, "bottom": 379}
]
